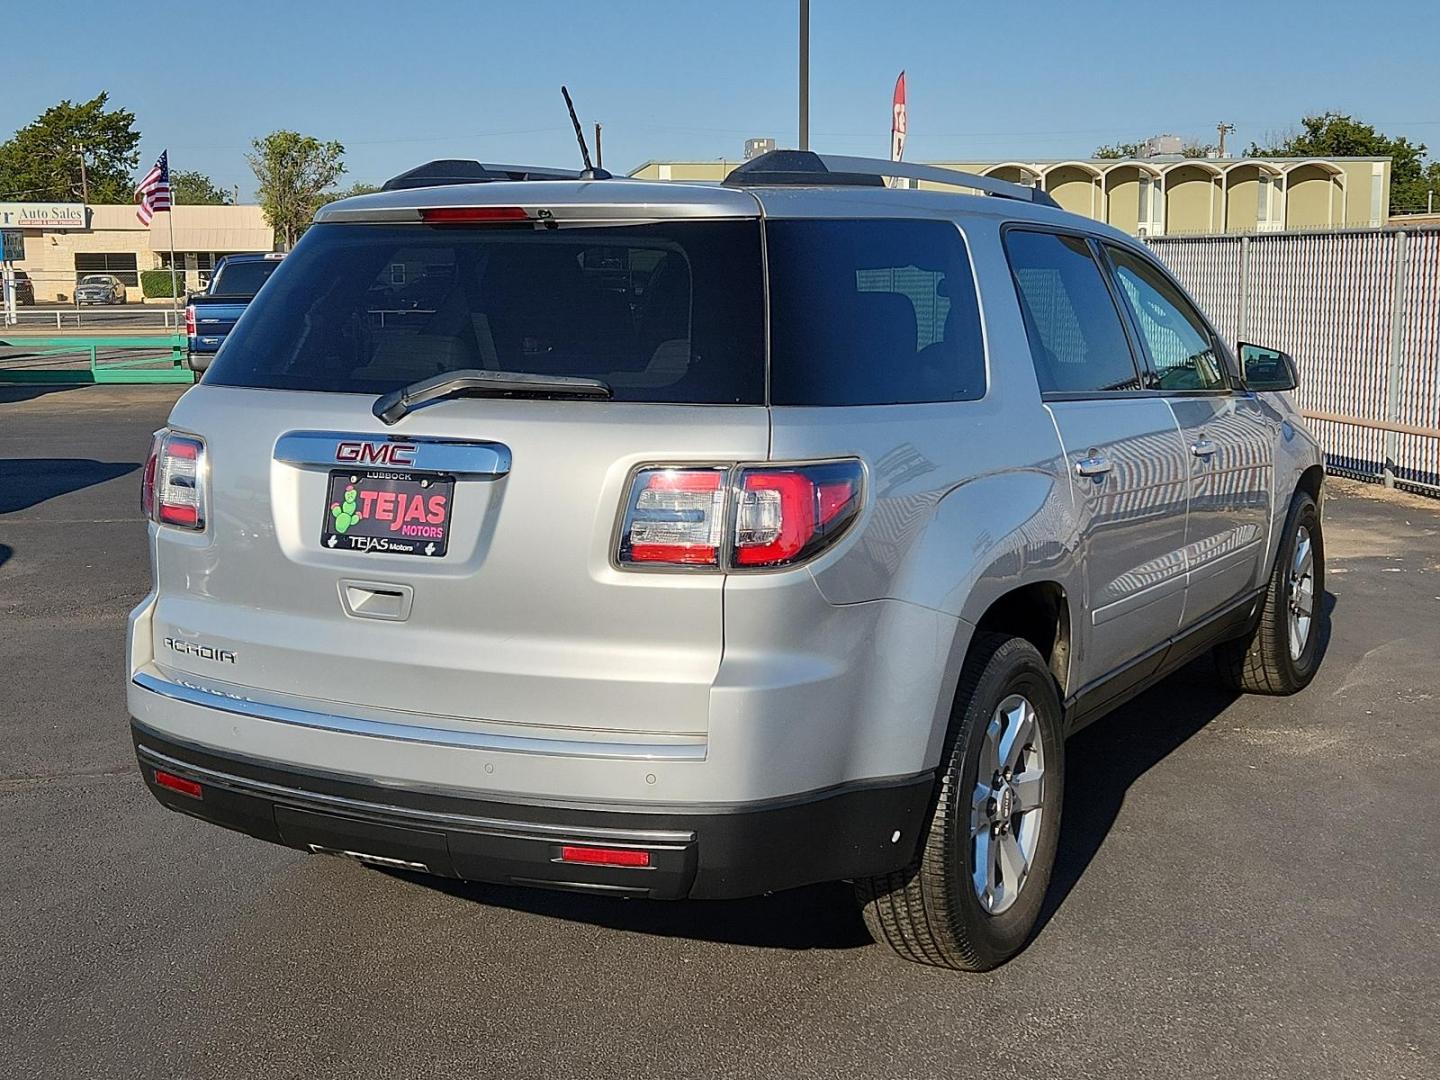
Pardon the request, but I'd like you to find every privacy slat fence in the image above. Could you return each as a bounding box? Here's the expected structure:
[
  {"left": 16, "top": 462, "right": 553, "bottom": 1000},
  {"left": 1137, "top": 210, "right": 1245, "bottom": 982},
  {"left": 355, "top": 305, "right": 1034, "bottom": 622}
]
[{"left": 1148, "top": 227, "right": 1440, "bottom": 495}]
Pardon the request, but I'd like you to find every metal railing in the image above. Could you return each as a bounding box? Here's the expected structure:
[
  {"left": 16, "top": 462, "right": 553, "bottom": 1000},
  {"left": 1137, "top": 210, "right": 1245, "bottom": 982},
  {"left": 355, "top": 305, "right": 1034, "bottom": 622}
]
[
  {"left": 1148, "top": 226, "right": 1440, "bottom": 495},
  {"left": 0, "top": 334, "right": 192, "bottom": 384}
]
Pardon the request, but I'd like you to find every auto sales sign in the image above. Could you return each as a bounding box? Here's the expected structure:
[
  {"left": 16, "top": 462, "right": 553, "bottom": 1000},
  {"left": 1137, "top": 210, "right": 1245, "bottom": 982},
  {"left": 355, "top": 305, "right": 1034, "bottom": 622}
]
[{"left": 0, "top": 203, "right": 87, "bottom": 230}]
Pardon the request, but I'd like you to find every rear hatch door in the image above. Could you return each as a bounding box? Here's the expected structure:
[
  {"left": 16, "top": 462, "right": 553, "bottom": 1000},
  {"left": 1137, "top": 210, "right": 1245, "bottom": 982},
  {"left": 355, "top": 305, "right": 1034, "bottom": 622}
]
[{"left": 149, "top": 191, "right": 767, "bottom": 741}]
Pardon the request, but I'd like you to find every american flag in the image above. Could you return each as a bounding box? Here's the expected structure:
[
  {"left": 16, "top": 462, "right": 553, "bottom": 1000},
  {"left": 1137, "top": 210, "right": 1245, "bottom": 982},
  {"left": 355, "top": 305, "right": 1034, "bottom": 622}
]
[{"left": 135, "top": 151, "right": 171, "bottom": 225}]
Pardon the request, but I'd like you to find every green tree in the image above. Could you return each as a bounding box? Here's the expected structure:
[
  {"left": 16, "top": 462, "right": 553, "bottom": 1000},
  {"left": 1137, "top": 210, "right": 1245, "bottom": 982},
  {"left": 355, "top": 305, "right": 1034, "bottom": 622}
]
[
  {"left": 1248, "top": 112, "right": 1438, "bottom": 214},
  {"left": 1093, "top": 141, "right": 1144, "bottom": 160},
  {"left": 247, "top": 130, "right": 346, "bottom": 248},
  {"left": 1094, "top": 138, "right": 1217, "bottom": 160},
  {"left": 171, "top": 169, "right": 233, "bottom": 205},
  {"left": 0, "top": 92, "right": 140, "bottom": 202}
]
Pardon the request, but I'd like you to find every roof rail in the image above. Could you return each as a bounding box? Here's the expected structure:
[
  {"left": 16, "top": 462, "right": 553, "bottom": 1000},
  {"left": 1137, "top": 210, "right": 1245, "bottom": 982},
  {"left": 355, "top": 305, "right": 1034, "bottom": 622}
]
[
  {"left": 382, "top": 159, "right": 584, "bottom": 192},
  {"left": 723, "top": 150, "right": 1060, "bottom": 208}
]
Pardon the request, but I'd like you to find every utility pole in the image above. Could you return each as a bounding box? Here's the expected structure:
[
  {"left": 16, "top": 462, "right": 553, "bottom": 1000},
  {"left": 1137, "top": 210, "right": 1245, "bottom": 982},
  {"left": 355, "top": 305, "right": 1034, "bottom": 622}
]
[
  {"left": 1216, "top": 121, "right": 1235, "bottom": 159},
  {"left": 798, "top": 0, "right": 810, "bottom": 150},
  {"left": 76, "top": 143, "right": 89, "bottom": 202}
]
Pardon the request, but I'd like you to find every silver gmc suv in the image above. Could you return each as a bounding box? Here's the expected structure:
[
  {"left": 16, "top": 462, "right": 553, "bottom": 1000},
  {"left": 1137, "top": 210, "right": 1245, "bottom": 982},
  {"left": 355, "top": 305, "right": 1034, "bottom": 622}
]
[{"left": 128, "top": 151, "right": 1326, "bottom": 971}]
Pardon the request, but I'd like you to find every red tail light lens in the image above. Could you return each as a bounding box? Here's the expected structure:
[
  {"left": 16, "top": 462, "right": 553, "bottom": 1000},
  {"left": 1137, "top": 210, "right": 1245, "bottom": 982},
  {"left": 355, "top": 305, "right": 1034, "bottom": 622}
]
[
  {"left": 616, "top": 461, "right": 863, "bottom": 571},
  {"left": 733, "top": 462, "right": 863, "bottom": 568},
  {"left": 147, "top": 430, "right": 207, "bottom": 531},
  {"left": 184, "top": 304, "right": 196, "bottom": 337},
  {"left": 618, "top": 468, "right": 727, "bottom": 566},
  {"left": 140, "top": 431, "right": 161, "bottom": 519}
]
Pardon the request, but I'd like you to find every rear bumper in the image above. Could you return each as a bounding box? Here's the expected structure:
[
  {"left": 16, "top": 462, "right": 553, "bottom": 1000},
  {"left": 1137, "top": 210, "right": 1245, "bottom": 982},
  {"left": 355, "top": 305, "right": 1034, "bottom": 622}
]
[{"left": 132, "top": 722, "right": 934, "bottom": 900}]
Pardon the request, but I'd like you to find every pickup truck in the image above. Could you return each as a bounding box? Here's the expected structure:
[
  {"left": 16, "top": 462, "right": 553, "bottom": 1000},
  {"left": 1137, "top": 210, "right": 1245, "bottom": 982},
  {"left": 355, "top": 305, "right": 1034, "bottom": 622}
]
[{"left": 185, "top": 252, "right": 284, "bottom": 371}]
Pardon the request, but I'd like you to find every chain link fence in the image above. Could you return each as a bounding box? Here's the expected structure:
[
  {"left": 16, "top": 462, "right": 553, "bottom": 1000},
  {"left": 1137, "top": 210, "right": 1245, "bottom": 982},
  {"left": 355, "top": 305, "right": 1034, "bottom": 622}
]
[{"left": 1148, "top": 227, "right": 1440, "bottom": 495}]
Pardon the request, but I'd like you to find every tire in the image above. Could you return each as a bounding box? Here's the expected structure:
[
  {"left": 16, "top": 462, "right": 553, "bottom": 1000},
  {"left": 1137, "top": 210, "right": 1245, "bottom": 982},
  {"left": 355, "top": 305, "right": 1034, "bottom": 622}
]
[
  {"left": 1215, "top": 490, "right": 1324, "bottom": 694},
  {"left": 856, "top": 632, "right": 1065, "bottom": 971}
]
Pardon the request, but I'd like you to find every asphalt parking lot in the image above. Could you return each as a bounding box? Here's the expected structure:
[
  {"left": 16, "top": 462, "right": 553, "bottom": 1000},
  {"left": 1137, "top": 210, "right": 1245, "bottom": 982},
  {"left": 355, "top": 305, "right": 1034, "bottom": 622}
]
[{"left": 2, "top": 384, "right": 1437, "bottom": 1080}]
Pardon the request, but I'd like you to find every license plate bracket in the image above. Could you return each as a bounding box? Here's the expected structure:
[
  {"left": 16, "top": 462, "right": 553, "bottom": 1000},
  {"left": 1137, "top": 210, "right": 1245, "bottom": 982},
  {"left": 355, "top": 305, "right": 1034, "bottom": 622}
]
[{"left": 321, "top": 469, "right": 455, "bottom": 557}]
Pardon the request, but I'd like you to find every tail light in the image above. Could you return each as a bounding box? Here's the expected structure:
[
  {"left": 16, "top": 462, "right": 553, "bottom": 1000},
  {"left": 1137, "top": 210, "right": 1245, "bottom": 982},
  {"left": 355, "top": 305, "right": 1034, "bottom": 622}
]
[
  {"left": 143, "top": 429, "right": 207, "bottom": 530},
  {"left": 733, "top": 463, "right": 862, "bottom": 567},
  {"left": 618, "top": 468, "right": 727, "bottom": 566},
  {"left": 184, "top": 304, "right": 196, "bottom": 337},
  {"left": 140, "top": 431, "right": 161, "bottom": 519},
  {"left": 616, "top": 460, "right": 862, "bottom": 571}
]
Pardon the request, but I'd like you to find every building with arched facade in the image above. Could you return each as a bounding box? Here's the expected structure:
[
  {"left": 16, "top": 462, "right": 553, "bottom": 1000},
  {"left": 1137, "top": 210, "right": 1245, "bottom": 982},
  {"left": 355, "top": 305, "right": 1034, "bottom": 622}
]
[{"left": 629, "top": 156, "right": 1391, "bottom": 236}]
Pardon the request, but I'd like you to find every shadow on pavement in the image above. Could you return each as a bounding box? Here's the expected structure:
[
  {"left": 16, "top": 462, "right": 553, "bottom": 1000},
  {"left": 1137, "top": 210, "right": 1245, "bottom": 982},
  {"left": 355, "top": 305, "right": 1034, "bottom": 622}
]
[
  {"left": 395, "top": 873, "right": 873, "bottom": 952},
  {"left": 0, "top": 385, "right": 90, "bottom": 405},
  {"left": 0, "top": 543, "right": 11, "bottom": 568},
  {"left": 1039, "top": 589, "right": 1338, "bottom": 935},
  {"left": 0, "top": 458, "right": 141, "bottom": 514},
  {"left": 399, "top": 594, "right": 1338, "bottom": 955}
]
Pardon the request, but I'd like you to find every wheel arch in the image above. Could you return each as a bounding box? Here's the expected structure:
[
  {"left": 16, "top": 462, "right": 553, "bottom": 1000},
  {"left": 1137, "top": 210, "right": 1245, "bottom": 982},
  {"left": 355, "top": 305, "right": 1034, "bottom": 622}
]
[{"left": 973, "top": 581, "right": 1073, "bottom": 697}]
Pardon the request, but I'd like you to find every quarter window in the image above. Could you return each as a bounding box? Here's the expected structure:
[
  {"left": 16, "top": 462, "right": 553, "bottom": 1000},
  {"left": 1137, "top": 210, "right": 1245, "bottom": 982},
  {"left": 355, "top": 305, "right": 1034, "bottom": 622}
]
[
  {"left": 1004, "top": 230, "right": 1142, "bottom": 394},
  {"left": 767, "top": 219, "right": 985, "bottom": 405},
  {"left": 1105, "top": 245, "right": 1226, "bottom": 392}
]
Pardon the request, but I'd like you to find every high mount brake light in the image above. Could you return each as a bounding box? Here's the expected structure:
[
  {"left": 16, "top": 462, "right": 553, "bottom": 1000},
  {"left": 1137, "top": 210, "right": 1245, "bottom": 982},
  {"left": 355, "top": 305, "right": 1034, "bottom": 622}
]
[
  {"left": 144, "top": 430, "right": 207, "bottom": 531},
  {"left": 420, "top": 206, "right": 530, "bottom": 224},
  {"left": 616, "top": 461, "right": 863, "bottom": 571}
]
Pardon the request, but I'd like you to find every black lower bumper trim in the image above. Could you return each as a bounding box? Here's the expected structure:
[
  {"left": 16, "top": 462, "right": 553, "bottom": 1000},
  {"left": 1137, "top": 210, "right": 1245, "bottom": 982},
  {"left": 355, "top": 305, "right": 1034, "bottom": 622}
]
[{"left": 132, "top": 723, "right": 935, "bottom": 900}]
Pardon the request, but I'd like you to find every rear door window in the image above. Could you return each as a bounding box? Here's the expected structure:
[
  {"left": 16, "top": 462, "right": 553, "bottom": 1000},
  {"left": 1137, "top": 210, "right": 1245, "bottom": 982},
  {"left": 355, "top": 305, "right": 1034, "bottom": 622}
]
[
  {"left": 1004, "top": 229, "right": 1144, "bottom": 394},
  {"left": 766, "top": 218, "right": 985, "bottom": 405},
  {"left": 205, "top": 221, "right": 767, "bottom": 405}
]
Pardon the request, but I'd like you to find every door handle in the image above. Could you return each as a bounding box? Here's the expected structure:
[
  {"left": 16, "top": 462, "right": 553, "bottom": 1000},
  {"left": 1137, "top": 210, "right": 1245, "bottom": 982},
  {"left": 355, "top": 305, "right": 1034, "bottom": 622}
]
[
  {"left": 1191, "top": 438, "right": 1217, "bottom": 458},
  {"left": 1075, "top": 455, "right": 1114, "bottom": 478}
]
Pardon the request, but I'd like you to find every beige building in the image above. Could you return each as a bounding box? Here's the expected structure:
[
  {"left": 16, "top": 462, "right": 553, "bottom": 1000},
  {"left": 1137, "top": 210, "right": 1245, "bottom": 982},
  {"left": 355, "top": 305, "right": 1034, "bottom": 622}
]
[
  {"left": 630, "top": 156, "right": 1392, "bottom": 236},
  {"left": 2, "top": 203, "right": 273, "bottom": 302}
]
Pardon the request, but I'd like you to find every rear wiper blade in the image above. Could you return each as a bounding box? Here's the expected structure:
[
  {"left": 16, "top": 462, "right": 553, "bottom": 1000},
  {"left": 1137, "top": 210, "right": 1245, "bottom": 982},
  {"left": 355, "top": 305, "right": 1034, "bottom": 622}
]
[{"left": 374, "top": 368, "right": 612, "bottom": 425}]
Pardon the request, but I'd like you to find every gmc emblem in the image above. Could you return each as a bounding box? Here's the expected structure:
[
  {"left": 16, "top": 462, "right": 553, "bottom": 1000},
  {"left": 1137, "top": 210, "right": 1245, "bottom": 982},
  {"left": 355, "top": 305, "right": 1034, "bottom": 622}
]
[{"left": 336, "top": 441, "right": 416, "bottom": 466}]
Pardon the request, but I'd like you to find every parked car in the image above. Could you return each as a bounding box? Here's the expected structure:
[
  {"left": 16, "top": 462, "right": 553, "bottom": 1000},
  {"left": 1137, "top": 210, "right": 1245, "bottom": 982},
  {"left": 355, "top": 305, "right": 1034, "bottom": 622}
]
[
  {"left": 184, "top": 252, "right": 285, "bottom": 371},
  {"left": 128, "top": 151, "right": 1326, "bottom": 972},
  {"left": 12, "top": 270, "right": 34, "bottom": 305},
  {"left": 74, "top": 274, "right": 126, "bottom": 304}
]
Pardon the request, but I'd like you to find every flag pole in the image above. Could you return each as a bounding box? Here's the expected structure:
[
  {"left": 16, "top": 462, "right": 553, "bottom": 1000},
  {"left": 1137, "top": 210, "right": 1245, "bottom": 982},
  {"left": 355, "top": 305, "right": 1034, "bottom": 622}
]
[{"left": 167, "top": 156, "right": 180, "bottom": 330}]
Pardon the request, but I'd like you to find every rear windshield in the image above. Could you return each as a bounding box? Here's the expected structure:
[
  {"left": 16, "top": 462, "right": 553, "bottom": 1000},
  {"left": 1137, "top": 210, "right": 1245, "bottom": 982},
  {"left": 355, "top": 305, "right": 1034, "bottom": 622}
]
[
  {"left": 208, "top": 259, "right": 282, "bottom": 299},
  {"left": 205, "top": 222, "right": 767, "bottom": 403}
]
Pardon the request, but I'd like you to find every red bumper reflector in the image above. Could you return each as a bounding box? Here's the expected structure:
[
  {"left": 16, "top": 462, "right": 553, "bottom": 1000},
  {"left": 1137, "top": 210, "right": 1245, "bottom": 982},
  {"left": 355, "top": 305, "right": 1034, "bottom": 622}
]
[
  {"left": 153, "top": 769, "right": 203, "bottom": 800},
  {"left": 559, "top": 845, "right": 651, "bottom": 868}
]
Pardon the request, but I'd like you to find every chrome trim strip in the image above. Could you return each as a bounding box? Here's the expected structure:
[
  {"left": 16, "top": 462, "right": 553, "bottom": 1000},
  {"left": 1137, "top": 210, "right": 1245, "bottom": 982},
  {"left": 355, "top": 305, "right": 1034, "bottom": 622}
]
[
  {"left": 135, "top": 743, "right": 695, "bottom": 844},
  {"left": 132, "top": 672, "right": 708, "bottom": 762},
  {"left": 274, "top": 431, "right": 512, "bottom": 477}
]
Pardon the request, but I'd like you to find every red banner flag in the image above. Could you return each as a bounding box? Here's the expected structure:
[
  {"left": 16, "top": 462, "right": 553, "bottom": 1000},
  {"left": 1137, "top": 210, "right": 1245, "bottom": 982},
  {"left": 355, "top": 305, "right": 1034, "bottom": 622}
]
[{"left": 890, "top": 71, "right": 907, "bottom": 164}]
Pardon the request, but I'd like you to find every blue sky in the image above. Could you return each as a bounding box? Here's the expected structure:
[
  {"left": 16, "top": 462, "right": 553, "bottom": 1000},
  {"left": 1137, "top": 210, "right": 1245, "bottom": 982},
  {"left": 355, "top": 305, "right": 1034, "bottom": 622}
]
[{"left": 7, "top": 0, "right": 1440, "bottom": 199}]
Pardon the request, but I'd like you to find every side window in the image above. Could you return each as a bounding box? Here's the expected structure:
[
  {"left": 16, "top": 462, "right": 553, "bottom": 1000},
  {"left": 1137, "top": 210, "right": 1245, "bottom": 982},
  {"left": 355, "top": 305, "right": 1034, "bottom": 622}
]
[
  {"left": 767, "top": 219, "right": 985, "bottom": 406},
  {"left": 1105, "top": 245, "right": 1226, "bottom": 392},
  {"left": 1003, "top": 230, "right": 1143, "bottom": 394}
]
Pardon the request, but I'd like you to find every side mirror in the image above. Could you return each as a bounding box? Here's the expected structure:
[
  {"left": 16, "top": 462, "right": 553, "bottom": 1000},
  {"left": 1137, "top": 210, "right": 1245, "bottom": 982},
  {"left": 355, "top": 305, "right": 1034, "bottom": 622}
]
[{"left": 1239, "top": 342, "right": 1298, "bottom": 392}]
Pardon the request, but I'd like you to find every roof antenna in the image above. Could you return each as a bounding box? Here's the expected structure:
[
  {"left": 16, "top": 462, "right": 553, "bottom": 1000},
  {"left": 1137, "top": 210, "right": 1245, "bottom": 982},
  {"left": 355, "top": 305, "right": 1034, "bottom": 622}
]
[{"left": 561, "top": 86, "right": 611, "bottom": 180}]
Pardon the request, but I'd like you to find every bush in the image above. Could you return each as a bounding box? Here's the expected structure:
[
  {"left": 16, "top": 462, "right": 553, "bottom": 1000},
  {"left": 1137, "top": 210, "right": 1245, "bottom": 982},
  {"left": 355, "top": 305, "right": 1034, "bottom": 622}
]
[{"left": 141, "top": 269, "right": 187, "bottom": 298}]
